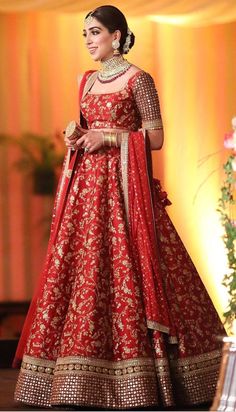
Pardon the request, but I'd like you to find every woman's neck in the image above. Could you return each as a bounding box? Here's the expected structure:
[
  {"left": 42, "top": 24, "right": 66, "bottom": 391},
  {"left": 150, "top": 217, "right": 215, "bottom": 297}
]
[{"left": 98, "top": 55, "right": 131, "bottom": 83}]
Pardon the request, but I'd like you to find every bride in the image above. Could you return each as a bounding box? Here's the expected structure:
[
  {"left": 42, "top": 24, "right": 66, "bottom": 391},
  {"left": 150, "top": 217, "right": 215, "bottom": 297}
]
[{"left": 14, "top": 5, "right": 224, "bottom": 410}]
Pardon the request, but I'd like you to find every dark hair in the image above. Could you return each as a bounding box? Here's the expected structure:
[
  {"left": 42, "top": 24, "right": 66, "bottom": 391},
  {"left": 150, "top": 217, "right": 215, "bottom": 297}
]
[{"left": 85, "top": 5, "right": 135, "bottom": 54}]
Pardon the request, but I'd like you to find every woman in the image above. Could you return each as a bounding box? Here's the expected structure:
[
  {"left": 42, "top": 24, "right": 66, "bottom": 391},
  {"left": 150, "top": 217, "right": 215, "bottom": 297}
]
[{"left": 14, "top": 5, "right": 225, "bottom": 410}]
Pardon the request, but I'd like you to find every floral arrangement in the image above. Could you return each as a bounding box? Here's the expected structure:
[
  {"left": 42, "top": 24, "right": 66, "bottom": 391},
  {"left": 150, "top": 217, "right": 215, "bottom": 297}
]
[{"left": 218, "top": 116, "right": 236, "bottom": 332}]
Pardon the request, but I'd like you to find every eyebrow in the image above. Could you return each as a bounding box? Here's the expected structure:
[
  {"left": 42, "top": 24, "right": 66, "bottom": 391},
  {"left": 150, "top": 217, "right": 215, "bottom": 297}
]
[{"left": 83, "top": 26, "right": 102, "bottom": 33}]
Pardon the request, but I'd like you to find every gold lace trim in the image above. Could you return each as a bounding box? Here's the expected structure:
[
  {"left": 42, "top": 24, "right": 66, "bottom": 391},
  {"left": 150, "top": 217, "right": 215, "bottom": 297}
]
[
  {"left": 153, "top": 349, "right": 222, "bottom": 379},
  {"left": 142, "top": 119, "right": 163, "bottom": 130},
  {"left": 22, "top": 355, "right": 55, "bottom": 376},
  {"left": 120, "top": 132, "right": 129, "bottom": 221},
  {"left": 55, "top": 356, "right": 155, "bottom": 379},
  {"left": 147, "top": 319, "right": 169, "bottom": 333},
  {"left": 170, "top": 349, "right": 222, "bottom": 376},
  {"left": 21, "top": 355, "right": 156, "bottom": 380},
  {"left": 154, "top": 358, "right": 170, "bottom": 377}
]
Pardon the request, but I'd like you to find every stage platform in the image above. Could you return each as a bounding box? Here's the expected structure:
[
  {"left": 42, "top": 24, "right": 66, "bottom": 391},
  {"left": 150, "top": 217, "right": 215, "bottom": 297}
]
[{"left": 0, "top": 369, "right": 44, "bottom": 411}]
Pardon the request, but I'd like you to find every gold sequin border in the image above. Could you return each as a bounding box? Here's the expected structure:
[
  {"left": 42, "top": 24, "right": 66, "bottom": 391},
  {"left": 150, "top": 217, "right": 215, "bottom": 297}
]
[
  {"left": 153, "top": 350, "right": 221, "bottom": 378},
  {"left": 21, "top": 354, "right": 156, "bottom": 380},
  {"left": 170, "top": 348, "right": 222, "bottom": 376},
  {"left": 153, "top": 351, "right": 222, "bottom": 406},
  {"left": 175, "top": 348, "right": 222, "bottom": 365},
  {"left": 21, "top": 356, "right": 55, "bottom": 377},
  {"left": 17, "top": 355, "right": 159, "bottom": 409},
  {"left": 142, "top": 119, "right": 163, "bottom": 130},
  {"left": 147, "top": 319, "right": 170, "bottom": 334},
  {"left": 120, "top": 132, "right": 129, "bottom": 221},
  {"left": 50, "top": 373, "right": 158, "bottom": 409},
  {"left": 16, "top": 351, "right": 222, "bottom": 408}
]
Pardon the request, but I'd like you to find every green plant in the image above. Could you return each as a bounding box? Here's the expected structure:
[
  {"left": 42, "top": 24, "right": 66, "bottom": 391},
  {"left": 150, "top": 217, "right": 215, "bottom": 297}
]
[
  {"left": 218, "top": 117, "right": 236, "bottom": 333},
  {"left": 0, "top": 132, "right": 65, "bottom": 194}
]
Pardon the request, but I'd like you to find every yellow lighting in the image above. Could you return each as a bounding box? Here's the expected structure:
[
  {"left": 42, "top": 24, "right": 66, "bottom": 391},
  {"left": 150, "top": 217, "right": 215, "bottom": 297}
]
[{"left": 148, "top": 14, "right": 191, "bottom": 26}]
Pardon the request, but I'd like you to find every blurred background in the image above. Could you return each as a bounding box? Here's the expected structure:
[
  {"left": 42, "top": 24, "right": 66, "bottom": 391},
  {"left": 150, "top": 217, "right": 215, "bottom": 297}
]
[{"left": 0, "top": 0, "right": 236, "bottom": 347}]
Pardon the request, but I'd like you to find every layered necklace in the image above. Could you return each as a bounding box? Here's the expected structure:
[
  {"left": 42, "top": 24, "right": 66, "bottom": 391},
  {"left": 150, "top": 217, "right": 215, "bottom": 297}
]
[{"left": 98, "top": 55, "right": 132, "bottom": 84}]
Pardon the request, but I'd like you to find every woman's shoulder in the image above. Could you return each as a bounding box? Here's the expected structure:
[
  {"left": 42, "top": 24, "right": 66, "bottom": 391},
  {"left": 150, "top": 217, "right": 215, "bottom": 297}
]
[
  {"left": 127, "top": 65, "right": 155, "bottom": 88},
  {"left": 78, "top": 70, "right": 99, "bottom": 100},
  {"left": 77, "top": 70, "right": 98, "bottom": 87}
]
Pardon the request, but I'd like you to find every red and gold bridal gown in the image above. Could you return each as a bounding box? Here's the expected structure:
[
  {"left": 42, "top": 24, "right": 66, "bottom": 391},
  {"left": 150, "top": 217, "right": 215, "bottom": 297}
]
[{"left": 14, "top": 70, "right": 225, "bottom": 409}]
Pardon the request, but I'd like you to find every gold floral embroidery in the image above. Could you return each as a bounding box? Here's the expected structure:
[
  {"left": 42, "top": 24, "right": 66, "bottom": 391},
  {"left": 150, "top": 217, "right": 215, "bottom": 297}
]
[{"left": 14, "top": 70, "right": 224, "bottom": 410}]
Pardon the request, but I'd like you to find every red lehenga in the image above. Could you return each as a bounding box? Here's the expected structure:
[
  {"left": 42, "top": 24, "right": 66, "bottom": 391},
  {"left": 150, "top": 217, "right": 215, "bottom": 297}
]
[{"left": 14, "top": 70, "right": 225, "bottom": 409}]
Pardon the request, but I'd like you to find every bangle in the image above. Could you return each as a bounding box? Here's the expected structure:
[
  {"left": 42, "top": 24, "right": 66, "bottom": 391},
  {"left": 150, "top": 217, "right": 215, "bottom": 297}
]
[{"left": 103, "top": 132, "right": 118, "bottom": 147}]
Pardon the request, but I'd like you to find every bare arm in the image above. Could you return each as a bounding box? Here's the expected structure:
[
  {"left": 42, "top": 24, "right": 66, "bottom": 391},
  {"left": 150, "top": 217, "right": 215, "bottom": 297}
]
[{"left": 147, "top": 129, "right": 164, "bottom": 150}]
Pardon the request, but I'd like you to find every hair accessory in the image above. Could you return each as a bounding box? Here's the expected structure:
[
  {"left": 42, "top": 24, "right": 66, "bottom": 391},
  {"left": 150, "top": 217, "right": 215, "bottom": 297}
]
[
  {"left": 123, "top": 28, "right": 132, "bottom": 53},
  {"left": 84, "top": 11, "right": 94, "bottom": 25}
]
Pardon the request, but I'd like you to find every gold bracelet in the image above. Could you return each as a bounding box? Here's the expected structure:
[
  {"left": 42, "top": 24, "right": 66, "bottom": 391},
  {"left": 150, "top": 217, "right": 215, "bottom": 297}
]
[
  {"left": 110, "top": 133, "right": 118, "bottom": 147},
  {"left": 103, "top": 132, "right": 118, "bottom": 147}
]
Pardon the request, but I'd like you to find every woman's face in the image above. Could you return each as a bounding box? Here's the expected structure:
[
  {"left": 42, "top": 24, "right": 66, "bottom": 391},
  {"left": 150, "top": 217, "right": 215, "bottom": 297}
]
[{"left": 83, "top": 17, "right": 120, "bottom": 61}]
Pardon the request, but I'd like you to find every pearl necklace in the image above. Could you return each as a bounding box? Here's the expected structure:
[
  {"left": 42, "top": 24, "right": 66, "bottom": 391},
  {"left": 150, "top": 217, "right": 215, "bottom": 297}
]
[{"left": 98, "top": 55, "right": 132, "bottom": 84}]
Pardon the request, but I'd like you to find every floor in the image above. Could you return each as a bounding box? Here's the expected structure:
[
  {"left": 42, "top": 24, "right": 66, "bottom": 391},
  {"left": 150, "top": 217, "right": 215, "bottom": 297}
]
[{"left": 0, "top": 369, "right": 212, "bottom": 412}]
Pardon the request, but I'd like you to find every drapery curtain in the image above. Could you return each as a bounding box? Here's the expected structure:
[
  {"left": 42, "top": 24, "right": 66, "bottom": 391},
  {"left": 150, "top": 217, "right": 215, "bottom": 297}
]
[
  {"left": 0, "top": 0, "right": 236, "bottom": 25},
  {"left": 0, "top": 7, "right": 236, "bottom": 323}
]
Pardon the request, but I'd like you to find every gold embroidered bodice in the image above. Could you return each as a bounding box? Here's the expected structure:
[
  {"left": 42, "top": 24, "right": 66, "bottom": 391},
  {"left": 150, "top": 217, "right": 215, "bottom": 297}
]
[{"left": 80, "top": 71, "right": 163, "bottom": 131}]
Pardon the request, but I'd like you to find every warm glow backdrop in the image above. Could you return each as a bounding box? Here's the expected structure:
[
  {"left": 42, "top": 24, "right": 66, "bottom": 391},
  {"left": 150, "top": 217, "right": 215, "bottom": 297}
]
[{"left": 0, "top": 3, "right": 236, "bottom": 324}]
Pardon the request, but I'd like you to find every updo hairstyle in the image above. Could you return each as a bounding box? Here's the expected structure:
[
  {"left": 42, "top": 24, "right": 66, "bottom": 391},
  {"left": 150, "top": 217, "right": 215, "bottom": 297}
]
[{"left": 85, "top": 5, "right": 135, "bottom": 54}]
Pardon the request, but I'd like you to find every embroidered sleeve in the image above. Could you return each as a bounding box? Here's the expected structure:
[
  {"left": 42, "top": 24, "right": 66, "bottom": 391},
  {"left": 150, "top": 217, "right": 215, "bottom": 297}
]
[{"left": 133, "top": 72, "right": 163, "bottom": 130}]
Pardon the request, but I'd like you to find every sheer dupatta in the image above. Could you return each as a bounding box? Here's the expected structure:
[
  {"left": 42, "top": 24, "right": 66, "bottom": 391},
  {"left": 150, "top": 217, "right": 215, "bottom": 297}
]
[
  {"left": 121, "top": 132, "right": 175, "bottom": 338},
  {"left": 12, "top": 72, "right": 95, "bottom": 368}
]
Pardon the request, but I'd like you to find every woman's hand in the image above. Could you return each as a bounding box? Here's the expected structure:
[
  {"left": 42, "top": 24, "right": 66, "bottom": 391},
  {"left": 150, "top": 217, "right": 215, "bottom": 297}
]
[
  {"left": 64, "top": 134, "right": 77, "bottom": 149},
  {"left": 76, "top": 130, "right": 104, "bottom": 153},
  {"left": 64, "top": 124, "right": 87, "bottom": 149}
]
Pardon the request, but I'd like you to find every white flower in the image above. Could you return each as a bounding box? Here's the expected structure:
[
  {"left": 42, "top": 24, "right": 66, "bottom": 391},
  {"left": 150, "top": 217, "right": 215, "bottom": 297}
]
[
  {"left": 232, "top": 157, "right": 236, "bottom": 171},
  {"left": 232, "top": 116, "right": 236, "bottom": 129}
]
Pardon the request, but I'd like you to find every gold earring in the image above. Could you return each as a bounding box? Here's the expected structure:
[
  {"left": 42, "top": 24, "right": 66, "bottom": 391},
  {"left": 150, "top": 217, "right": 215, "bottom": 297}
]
[{"left": 112, "top": 39, "right": 120, "bottom": 55}]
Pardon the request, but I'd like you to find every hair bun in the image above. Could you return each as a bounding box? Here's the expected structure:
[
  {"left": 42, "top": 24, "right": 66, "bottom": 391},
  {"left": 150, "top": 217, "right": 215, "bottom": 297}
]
[{"left": 123, "top": 30, "right": 135, "bottom": 54}]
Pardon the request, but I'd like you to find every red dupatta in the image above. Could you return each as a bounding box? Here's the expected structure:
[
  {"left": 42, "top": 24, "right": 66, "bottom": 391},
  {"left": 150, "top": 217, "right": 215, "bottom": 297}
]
[
  {"left": 12, "top": 72, "right": 93, "bottom": 368},
  {"left": 125, "top": 131, "right": 174, "bottom": 336}
]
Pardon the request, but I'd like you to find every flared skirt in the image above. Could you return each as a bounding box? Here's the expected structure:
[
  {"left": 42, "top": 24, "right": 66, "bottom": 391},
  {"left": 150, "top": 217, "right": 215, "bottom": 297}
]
[{"left": 14, "top": 148, "right": 224, "bottom": 409}]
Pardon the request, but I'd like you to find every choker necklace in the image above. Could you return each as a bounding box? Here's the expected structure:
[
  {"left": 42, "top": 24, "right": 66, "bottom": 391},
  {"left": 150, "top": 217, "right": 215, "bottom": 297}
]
[{"left": 98, "top": 55, "right": 132, "bottom": 84}]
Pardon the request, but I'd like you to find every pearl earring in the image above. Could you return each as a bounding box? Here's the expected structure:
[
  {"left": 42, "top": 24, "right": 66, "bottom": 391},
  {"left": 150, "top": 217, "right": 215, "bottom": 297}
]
[{"left": 112, "top": 39, "right": 120, "bottom": 55}]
